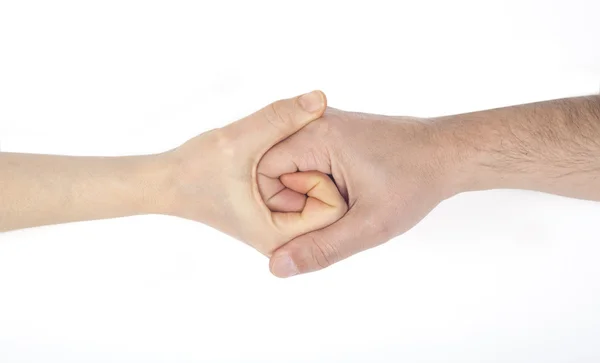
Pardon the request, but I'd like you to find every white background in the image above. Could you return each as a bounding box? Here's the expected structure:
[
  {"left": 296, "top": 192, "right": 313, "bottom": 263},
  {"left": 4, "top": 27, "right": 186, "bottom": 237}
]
[{"left": 1, "top": 1, "right": 600, "bottom": 362}]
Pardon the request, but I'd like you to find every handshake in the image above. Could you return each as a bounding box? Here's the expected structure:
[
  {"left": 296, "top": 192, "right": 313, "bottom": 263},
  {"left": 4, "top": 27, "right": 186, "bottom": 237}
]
[
  {"left": 5, "top": 90, "right": 594, "bottom": 278},
  {"left": 161, "top": 90, "right": 451, "bottom": 277}
]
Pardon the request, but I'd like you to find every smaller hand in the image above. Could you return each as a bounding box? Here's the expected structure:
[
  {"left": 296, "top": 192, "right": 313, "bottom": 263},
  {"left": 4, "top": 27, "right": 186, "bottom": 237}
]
[{"left": 160, "top": 91, "right": 347, "bottom": 256}]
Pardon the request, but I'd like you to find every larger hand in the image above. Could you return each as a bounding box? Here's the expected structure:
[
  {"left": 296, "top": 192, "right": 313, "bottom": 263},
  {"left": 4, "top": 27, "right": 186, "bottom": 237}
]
[{"left": 258, "top": 108, "right": 458, "bottom": 276}]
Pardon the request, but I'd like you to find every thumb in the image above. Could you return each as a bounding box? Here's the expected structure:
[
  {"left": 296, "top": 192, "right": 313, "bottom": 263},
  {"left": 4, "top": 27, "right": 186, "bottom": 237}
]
[
  {"left": 269, "top": 202, "right": 388, "bottom": 278},
  {"left": 224, "top": 90, "right": 326, "bottom": 157}
]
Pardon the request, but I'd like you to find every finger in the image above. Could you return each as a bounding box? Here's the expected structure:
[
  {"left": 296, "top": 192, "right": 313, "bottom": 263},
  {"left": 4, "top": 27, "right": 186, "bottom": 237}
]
[
  {"left": 255, "top": 113, "right": 338, "bottom": 205},
  {"left": 280, "top": 172, "right": 341, "bottom": 209},
  {"left": 255, "top": 122, "right": 332, "bottom": 178},
  {"left": 271, "top": 171, "right": 347, "bottom": 242},
  {"left": 257, "top": 173, "right": 306, "bottom": 212},
  {"left": 224, "top": 90, "right": 326, "bottom": 157},
  {"left": 269, "top": 202, "right": 387, "bottom": 278}
]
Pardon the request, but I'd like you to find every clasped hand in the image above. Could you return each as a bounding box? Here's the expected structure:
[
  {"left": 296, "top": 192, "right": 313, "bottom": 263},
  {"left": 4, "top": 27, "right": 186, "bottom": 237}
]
[
  {"left": 163, "top": 91, "right": 347, "bottom": 269},
  {"left": 155, "top": 90, "right": 447, "bottom": 278},
  {"left": 4, "top": 89, "right": 598, "bottom": 279}
]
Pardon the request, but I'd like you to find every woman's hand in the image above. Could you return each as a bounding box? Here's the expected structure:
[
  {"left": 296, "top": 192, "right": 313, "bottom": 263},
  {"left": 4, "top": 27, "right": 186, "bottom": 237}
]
[
  {"left": 0, "top": 90, "right": 347, "bottom": 260},
  {"left": 161, "top": 91, "right": 348, "bottom": 256}
]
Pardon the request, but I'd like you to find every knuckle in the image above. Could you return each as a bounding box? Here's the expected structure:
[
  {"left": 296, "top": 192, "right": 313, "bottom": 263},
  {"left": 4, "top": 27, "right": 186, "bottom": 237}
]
[
  {"left": 320, "top": 110, "right": 344, "bottom": 137},
  {"left": 305, "top": 234, "right": 340, "bottom": 270},
  {"left": 264, "top": 101, "right": 293, "bottom": 132},
  {"left": 212, "top": 128, "right": 239, "bottom": 158},
  {"left": 372, "top": 221, "right": 394, "bottom": 242},
  {"left": 359, "top": 207, "right": 395, "bottom": 245},
  {"left": 296, "top": 148, "right": 321, "bottom": 170},
  {"left": 367, "top": 213, "right": 395, "bottom": 242},
  {"left": 208, "top": 129, "right": 254, "bottom": 175}
]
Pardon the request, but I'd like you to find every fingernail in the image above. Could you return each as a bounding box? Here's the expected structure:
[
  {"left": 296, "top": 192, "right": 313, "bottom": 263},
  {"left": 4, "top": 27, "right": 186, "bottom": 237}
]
[
  {"left": 272, "top": 253, "right": 299, "bottom": 278},
  {"left": 298, "top": 91, "right": 323, "bottom": 113}
]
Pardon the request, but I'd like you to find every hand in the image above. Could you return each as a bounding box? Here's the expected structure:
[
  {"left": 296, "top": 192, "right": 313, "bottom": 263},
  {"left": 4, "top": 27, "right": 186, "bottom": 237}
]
[
  {"left": 258, "top": 108, "right": 461, "bottom": 276},
  {"left": 160, "top": 91, "right": 348, "bottom": 256}
]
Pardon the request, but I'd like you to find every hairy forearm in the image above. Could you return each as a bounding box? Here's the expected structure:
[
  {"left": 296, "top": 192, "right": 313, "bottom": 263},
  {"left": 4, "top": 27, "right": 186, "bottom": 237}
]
[
  {"left": 0, "top": 153, "right": 172, "bottom": 231},
  {"left": 441, "top": 95, "right": 600, "bottom": 200}
]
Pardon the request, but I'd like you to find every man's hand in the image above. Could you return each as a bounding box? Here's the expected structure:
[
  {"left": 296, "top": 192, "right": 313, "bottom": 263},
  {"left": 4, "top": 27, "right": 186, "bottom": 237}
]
[
  {"left": 163, "top": 91, "right": 348, "bottom": 256},
  {"left": 258, "top": 95, "right": 600, "bottom": 277},
  {"left": 257, "top": 108, "right": 459, "bottom": 276}
]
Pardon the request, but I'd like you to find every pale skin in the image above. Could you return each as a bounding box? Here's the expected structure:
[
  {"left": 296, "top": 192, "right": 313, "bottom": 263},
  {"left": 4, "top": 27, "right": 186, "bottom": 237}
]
[
  {"left": 2, "top": 92, "right": 600, "bottom": 278},
  {"left": 0, "top": 91, "right": 347, "bottom": 257}
]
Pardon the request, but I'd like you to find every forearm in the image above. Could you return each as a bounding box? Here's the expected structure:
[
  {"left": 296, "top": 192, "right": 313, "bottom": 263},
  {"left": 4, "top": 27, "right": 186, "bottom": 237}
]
[
  {"left": 0, "top": 152, "right": 173, "bottom": 231},
  {"left": 440, "top": 95, "right": 600, "bottom": 200}
]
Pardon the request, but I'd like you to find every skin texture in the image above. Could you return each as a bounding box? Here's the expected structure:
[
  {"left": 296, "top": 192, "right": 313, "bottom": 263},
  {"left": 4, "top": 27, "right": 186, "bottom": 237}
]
[
  {"left": 3, "top": 92, "right": 600, "bottom": 277},
  {"left": 0, "top": 91, "right": 348, "bottom": 257},
  {"left": 258, "top": 95, "right": 600, "bottom": 277}
]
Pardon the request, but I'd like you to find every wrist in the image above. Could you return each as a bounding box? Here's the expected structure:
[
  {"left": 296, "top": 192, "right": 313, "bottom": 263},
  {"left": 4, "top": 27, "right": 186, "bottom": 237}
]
[
  {"left": 123, "top": 153, "right": 178, "bottom": 216},
  {"left": 431, "top": 114, "right": 495, "bottom": 197}
]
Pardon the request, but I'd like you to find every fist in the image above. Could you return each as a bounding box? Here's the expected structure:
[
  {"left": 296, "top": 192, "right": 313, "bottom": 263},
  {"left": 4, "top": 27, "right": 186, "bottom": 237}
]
[{"left": 161, "top": 91, "right": 348, "bottom": 256}]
